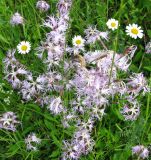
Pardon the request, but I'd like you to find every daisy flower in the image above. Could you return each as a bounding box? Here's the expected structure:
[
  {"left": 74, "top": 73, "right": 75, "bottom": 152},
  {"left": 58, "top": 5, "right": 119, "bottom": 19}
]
[
  {"left": 17, "top": 41, "right": 31, "bottom": 54},
  {"left": 126, "top": 24, "right": 143, "bottom": 39},
  {"left": 72, "top": 35, "right": 85, "bottom": 47},
  {"left": 106, "top": 18, "right": 118, "bottom": 31}
]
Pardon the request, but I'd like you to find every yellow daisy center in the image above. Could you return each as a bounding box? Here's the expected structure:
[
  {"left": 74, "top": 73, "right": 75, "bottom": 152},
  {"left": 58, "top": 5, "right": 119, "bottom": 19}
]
[
  {"left": 76, "top": 39, "right": 82, "bottom": 45},
  {"left": 131, "top": 28, "right": 138, "bottom": 35},
  {"left": 111, "top": 22, "right": 116, "bottom": 27},
  {"left": 21, "top": 45, "right": 28, "bottom": 51}
]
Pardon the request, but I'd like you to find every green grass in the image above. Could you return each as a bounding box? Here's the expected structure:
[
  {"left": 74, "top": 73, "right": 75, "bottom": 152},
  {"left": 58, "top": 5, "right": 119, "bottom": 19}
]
[{"left": 0, "top": 0, "right": 151, "bottom": 159}]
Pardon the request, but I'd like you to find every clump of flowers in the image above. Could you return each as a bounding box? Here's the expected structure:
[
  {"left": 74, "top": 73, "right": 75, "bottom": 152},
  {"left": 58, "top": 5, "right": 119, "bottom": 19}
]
[
  {"left": 3, "top": 50, "right": 30, "bottom": 89},
  {"left": 62, "top": 19, "right": 149, "bottom": 159},
  {"left": 62, "top": 127, "right": 95, "bottom": 159},
  {"left": 132, "top": 145, "right": 149, "bottom": 159},
  {"left": 25, "top": 133, "right": 41, "bottom": 150},
  {"left": 0, "top": 112, "right": 20, "bottom": 131},
  {"left": 2, "top": 1, "right": 151, "bottom": 160},
  {"left": 10, "top": 12, "right": 24, "bottom": 26}
]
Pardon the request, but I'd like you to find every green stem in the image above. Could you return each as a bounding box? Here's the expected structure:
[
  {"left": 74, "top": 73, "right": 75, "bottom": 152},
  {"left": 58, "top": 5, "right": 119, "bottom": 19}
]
[
  {"left": 108, "top": 0, "right": 125, "bottom": 85},
  {"left": 145, "top": 74, "right": 151, "bottom": 122},
  {"left": 108, "top": 35, "right": 119, "bottom": 85},
  {"left": 138, "top": 52, "right": 145, "bottom": 72}
]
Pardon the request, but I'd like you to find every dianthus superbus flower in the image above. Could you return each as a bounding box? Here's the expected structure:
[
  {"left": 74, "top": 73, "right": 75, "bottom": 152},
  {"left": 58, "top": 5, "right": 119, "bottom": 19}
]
[
  {"left": 132, "top": 145, "right": 149, "bottom": 159},
  {"left": 10, "top": 12, "right": 24, "bottom": 25},
  {"left": 4, "top": 65, "right": 29, "bottom": 89},
  {"left": 140, "top": 148, "right": 149, "bottom": 159},
  {"left": 25, "top": 133, "right": 41, "bottom": 151},
  {"left": 36, "top": 0, "right": 50, "bottom": 12},
  {"left": 0, "top": 112, "right": 20, "bottom": 131},
  {"left": 62, "top": 127, "right": 95, "bottom": 159},
  {"left": 84, "top": 26, "right": 100, "bottom": 44},
  {"left": 84, "top": 26, "right": 109, "bottom": 44},
  {"left": 20, "top": 74, "right": 47, "bottom": 101},
  {"left": 132, "top": 145, "right": 144, "bottom": 154},
  {"left": 57, "top": 0, "right": 72, "bottom": 15},
  {"left": 47, "top": 97, "right": 65, "bottom": 114},
  {"left": 120, "top": 101, "right": 140, "bottom": 121},
  {"left": 127, "top": 73, "right": 150, "bottom": 96}
]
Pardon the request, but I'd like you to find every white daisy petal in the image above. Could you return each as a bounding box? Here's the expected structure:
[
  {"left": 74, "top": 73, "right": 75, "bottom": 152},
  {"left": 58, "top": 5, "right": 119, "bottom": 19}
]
[{"left": 138, "top": 33, "right": 143, "bottom": 38}]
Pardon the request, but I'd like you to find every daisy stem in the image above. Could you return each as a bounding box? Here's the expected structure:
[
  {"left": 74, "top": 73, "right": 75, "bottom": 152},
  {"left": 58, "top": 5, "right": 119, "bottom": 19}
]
[
  {"left": 107, "top": 0, "right": 109, "bottom": 18},
  {"left": 138, "top": 52, "right": 145, "bottom": 72},
  {"left": 108, "top": 37, "right": 118, "bottom": 85},
  {"left": 22, "top": 24, "right": 27, "bottom": 39},
  {"left": 108, "top": 0, "right": 125, "bottom": 85}
]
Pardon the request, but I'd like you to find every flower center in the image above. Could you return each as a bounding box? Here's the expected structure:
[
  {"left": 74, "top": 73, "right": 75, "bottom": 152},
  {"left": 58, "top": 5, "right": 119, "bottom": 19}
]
[
  {"left": 75, "top": 40, "right": 81, "bottom": 45},
  {"left": 3, "top": 118, "right": 12, "bottom": 126},
  {"left": 111, "top": 22, "right": 116, "bottom": 27},
  {"left": 21, "top": 45, "right": 28, "bottom": 51},
  {"left": 90, "top": 30, "right": 95, "bottom": 35},
  {"left": 131, "top": 28, "right": 138, "bottom": 35}
]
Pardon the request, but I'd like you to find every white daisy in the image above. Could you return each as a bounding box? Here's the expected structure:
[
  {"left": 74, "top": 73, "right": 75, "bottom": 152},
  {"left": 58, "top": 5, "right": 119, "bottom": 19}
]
[
  {"left": 72, "top": 35, "right": 85, "bottom": 47},
  {"left": 126, "top": 24, "right": 143, "bottom": 39},
  {"left": 17, "top": 41, "right": 31, "bottom": 54},
  {"left": 106, "top": 18, "right": 118, "bottom": 31}
]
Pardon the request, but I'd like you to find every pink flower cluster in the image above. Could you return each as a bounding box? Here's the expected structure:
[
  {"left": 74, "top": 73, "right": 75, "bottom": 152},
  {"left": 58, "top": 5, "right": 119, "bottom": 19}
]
[{"left": 2, "top": 0, "right": 150, "bottom": 159}]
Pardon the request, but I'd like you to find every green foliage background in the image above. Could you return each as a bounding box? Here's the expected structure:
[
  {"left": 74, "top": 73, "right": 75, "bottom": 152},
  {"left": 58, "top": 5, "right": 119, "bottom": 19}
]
[{"left": 0, "top": 0, "right": 151, "bottom": 159}]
